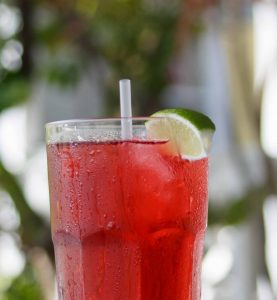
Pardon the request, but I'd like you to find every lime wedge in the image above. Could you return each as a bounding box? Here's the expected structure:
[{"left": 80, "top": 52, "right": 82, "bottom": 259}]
[{"left": 146, "top": 108, "right": 216, "bottom": 159}]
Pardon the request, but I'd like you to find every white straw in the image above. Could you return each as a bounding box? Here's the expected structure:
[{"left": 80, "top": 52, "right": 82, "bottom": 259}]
[{"left": 119, "top": 79, "right": 133, "bottom": 139}]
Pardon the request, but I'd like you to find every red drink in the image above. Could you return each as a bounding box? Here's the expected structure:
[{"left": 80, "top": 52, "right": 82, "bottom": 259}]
[{"left": 47, "top": 139, "right": 208, "bottom": 300}]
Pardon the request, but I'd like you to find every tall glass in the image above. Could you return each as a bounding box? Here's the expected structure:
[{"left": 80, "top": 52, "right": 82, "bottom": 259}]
[{"left": 46, "top": 118, "right": 208, "bottom": 300}]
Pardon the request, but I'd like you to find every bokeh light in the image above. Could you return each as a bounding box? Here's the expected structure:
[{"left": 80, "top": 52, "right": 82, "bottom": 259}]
[
  {"left": 0, "top": 40, "right": 23, "bottom": 71},
  {"left": 0, "top": 4, "right": 21, "bottom": 39}
]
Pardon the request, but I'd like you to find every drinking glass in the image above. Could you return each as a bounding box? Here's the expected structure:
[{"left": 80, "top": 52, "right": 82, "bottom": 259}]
[{"left": 46, "top": 118, "right": 208, "bottom": 300}]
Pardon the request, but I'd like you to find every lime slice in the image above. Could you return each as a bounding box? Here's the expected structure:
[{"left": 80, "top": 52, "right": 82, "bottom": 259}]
[{"left": 146, "top": 108, "right": 215, "bottom": 159}]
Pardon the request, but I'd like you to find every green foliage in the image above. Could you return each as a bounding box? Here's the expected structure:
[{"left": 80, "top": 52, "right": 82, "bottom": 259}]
[
  {"left": 90, "top": 0, "right": 179, "bottom": 113},
  {"left": 209, "top": 199, "right": 248, "bottom": 225},
  {"left": 3, "top": 264, "right": 43, "bottom": 300},
  {"left": 0, "top": 1, "right": 180, "bottom": 111},
  {"left": 208, "top": 187, "right": 268, "bottom": 225},
  {"left": 35, "top": 19, "right": 66, "bottom": 48},
  {"left": 45, "top": 62, "right": 81, "bottom": 87},
  {"left": 30, "top": 0, "right": 180, "bottom": 112},
  {"left": 0, "top": 74, "right": 30, "bottom": 113}
]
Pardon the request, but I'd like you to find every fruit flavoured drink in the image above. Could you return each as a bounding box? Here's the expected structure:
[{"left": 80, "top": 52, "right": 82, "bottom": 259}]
[{"left": 47, "top": 139, "right": 208, "bottom": 300}]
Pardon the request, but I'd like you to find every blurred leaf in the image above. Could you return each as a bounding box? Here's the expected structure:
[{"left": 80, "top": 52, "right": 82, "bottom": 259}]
[
  {"left": 46, "top": 62, "right": 80, "bottom": 87},
  {"left": 76, "top": 0, "right": 99, "bottom": 18},
  {"left": 35, "top": 19, "right": 66, "bottom": 48},
  {"left": 0, "top": 75, "right": 29, "bottom": 113},
  {"left": 208, "top": 187, "right": 268, "bottom": 226},
  {"left": 208, "top": 199, "right": 248, "bottom": 225},
  {"left": 3, "top": 264, "right": 43, "bottom": 300}
]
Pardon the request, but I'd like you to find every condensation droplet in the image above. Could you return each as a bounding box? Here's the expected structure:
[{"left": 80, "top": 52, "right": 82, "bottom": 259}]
[{"left": 106, "top": 221, "right": 115, "bottom": 230}]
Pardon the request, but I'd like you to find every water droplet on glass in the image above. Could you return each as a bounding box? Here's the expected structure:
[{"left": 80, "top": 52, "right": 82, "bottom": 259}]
[{"left": 106, "top": 221, "right": 115, "bottom": 230}]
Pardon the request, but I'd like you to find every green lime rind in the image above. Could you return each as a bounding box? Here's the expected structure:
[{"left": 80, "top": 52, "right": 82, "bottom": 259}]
[
  {"left": 147, "top": 108, "right": 216, "bottom": 158},
  {"left": 152, "top": 108, "right": 216, "bottom": 132}
]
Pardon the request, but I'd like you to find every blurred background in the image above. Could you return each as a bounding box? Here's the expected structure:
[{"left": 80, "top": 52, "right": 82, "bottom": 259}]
[{"left": 0, "top": 0, "right": 277, "bottom": 299}]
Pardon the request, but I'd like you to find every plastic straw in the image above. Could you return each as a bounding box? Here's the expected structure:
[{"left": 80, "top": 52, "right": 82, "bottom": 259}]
[{"left": 119, "top": 79, "right": 133, "bottom": 139}]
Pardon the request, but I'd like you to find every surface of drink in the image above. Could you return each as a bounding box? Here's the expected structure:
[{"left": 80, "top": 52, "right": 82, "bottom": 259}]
[{"left": 47, "top": 139, "right": 208, "bottom": 300}]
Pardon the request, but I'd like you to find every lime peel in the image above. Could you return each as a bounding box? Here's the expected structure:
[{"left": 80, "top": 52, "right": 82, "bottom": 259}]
[{"left": 146, "top": 108, "right": 215, "bottom": 159}]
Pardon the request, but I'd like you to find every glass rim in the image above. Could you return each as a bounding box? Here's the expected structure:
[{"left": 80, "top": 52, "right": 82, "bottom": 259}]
[{"left": 45, "top": 117, "right": 165, "bottom": 129}]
